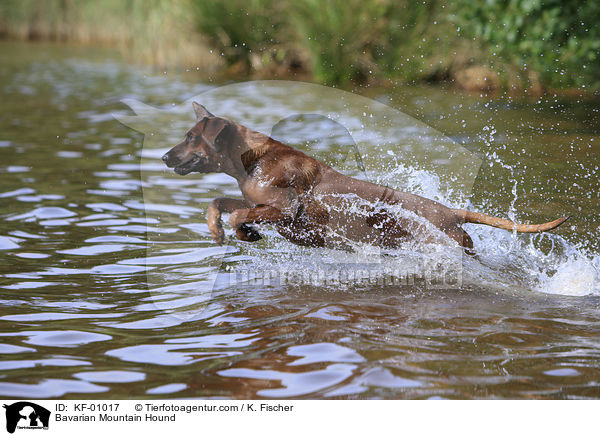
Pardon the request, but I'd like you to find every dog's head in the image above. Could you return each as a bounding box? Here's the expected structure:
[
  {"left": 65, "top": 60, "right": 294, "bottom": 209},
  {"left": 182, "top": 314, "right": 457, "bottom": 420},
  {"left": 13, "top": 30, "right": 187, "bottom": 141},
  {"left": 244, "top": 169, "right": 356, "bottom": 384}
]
[{"left": 162, "top": 102, "right": 239, "bottom": 175}]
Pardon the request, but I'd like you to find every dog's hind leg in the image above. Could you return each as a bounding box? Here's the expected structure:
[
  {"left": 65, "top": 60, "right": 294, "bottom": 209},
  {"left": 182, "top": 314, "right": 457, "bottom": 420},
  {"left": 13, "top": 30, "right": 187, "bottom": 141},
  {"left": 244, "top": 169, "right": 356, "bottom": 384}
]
[
  {"left": 446, "top": 227, "right": 475, "bottom": 256},
  {"left": 229, "top": 205, "right": 291, "bottom": 242},
  {"left": 207, "top": 198, "right": 248, "bottom": 244}
]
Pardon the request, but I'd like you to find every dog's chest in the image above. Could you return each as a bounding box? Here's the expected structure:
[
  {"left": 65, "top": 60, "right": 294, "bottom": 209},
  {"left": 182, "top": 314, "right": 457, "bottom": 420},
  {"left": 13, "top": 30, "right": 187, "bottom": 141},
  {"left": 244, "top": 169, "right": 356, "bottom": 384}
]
[{"left": 238, "top": 177, "right": 297, "bottom": 213}]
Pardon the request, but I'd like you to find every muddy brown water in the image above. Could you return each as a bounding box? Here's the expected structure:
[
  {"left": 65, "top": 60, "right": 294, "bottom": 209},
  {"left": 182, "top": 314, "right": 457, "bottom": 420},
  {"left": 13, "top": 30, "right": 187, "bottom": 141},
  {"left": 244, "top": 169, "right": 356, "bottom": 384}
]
[{"left": 1, "top": 41, "right": 599, "bottom": 399}]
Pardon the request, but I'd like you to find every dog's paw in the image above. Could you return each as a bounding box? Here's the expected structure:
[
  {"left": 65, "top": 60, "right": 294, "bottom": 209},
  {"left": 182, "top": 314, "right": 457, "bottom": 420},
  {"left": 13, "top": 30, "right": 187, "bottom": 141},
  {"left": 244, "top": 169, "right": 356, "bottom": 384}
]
[
  {"left": 207, "top": 207, "right": 225, "bottom": 244},
  {"left": 208, "top": 220, "right": 225, "bottom": 244},
  {"left": 211, "top": 227, "right": 225, "bottom": 244},
  {"left": 235, "top": 224, "right": 262, "bottom": 242}
]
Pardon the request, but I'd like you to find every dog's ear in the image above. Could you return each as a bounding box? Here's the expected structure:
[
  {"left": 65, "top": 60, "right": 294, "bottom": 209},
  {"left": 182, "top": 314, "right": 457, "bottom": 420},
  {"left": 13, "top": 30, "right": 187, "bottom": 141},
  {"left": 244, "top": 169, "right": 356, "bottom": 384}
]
[
  {"left": 192, "top": 102, "right": 214, "bottom": 120},
  {"left": 203, "top": 118, "right": 239, "bottom": 152}
]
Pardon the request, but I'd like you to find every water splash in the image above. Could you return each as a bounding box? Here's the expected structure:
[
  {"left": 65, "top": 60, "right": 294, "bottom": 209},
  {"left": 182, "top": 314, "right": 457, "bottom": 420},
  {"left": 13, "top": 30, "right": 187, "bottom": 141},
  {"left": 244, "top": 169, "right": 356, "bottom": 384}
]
[
  {"left": 123, "top": 81, "right": 598, "bottom": 297},
  {"left": 232, "top": 134, "right": 599, "bottom": 296}
]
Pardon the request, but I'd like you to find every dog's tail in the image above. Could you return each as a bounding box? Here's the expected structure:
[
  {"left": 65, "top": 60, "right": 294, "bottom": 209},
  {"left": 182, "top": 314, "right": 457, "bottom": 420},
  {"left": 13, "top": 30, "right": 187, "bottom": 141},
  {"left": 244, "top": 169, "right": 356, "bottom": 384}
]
[{"left": 453, "top": 209, "right": 569, "bottom": 233}]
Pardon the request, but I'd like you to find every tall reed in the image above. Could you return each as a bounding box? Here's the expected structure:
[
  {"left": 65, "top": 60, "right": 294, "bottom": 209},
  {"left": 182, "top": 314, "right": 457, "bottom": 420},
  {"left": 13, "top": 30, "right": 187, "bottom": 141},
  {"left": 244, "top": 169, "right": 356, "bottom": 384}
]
[{"left": 0, "top": 0, "right": 221, "bottom": 70}]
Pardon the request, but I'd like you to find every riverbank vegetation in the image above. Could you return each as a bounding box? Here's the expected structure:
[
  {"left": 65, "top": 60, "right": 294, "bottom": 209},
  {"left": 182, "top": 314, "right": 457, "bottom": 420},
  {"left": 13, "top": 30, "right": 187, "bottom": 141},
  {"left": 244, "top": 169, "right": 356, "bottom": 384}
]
[{"left": 1, "top": 0, "right": 597, "bottom": 93}]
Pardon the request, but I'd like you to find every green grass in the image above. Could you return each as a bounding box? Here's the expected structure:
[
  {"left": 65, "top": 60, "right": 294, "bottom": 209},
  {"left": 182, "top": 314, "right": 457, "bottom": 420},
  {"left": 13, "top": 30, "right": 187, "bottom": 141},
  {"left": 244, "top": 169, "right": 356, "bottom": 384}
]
[
  {"left": 192, "top": 0, "right": 285, "bottom": 70},
  {"left": 290, "top": 0, "right": 385, "bottom": 84}
]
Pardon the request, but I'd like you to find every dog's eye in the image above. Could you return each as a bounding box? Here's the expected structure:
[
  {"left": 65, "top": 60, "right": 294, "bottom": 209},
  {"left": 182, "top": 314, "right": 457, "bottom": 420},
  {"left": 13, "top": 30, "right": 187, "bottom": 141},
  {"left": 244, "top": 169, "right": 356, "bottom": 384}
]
[{"left": 186, "top": 132, "right": 194, "bottom": 142}]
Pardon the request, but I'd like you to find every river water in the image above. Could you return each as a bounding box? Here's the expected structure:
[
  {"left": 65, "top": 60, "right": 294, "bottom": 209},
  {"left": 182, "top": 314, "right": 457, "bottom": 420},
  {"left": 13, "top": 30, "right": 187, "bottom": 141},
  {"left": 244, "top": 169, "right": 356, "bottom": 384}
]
[{"left": 1, "top": 41, "right": 599, "bottom": 399}]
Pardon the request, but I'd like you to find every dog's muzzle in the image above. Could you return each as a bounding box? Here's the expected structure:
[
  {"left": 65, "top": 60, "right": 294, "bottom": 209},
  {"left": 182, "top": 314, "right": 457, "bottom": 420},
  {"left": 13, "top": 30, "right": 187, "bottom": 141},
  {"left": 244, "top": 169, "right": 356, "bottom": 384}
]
[
  {"left": 171, "top": 152, "right": 207, "bottom": 175},
  {"left": 161, "top": 152, "right": 176, "bottom": 168}
]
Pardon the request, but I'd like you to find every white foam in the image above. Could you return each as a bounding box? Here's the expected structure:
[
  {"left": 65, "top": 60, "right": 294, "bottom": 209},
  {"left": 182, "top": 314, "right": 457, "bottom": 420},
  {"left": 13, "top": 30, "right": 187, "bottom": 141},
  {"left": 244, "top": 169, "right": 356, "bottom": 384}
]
[{"left": 535, "top": 255, "right": 600, "bottom": 296}]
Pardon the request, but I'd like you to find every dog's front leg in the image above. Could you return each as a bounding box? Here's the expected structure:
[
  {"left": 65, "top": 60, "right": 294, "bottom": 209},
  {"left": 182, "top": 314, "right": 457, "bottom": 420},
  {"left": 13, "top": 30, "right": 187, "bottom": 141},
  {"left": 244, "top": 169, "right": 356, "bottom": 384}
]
[
  {"left": 229, "top": 205, "right": 291, "bottom": 242},
  {"left": 207, "top": 198, "right": 248, "bottom": 244}
]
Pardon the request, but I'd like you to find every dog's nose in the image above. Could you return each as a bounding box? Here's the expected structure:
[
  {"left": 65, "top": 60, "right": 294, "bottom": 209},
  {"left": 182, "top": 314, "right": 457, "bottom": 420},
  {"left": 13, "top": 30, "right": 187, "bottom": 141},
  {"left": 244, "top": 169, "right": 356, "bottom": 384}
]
[{"left": 161, "top": 153, "right": 169, "bottom": 163}]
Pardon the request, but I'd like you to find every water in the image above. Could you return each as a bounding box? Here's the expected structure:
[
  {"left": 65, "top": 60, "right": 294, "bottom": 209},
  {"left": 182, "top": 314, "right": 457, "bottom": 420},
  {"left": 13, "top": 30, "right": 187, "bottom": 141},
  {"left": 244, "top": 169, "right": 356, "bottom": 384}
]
[{"left": 1, "top": 41, "right": 599, "bottom": 399}]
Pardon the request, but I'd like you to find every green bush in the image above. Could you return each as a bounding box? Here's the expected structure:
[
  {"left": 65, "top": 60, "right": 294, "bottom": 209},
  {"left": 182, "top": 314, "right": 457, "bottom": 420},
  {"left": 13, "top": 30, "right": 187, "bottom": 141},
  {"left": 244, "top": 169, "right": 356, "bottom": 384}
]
[
  {"left": 192, "top": 0, "right": 285, "bottom": 69},
  {"left": 190, "top": 0, "right": 453, "bottom": 85},
  {"left": 452, "top": 0, "right": 600, "bottom": 89}
]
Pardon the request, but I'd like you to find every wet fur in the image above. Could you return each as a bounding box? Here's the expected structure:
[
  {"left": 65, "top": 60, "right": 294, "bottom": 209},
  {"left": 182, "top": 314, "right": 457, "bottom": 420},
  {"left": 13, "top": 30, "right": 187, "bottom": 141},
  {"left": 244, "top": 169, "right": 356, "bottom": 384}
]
[{"left": 162, "top": 103, "right": 569, "bottom": 253}]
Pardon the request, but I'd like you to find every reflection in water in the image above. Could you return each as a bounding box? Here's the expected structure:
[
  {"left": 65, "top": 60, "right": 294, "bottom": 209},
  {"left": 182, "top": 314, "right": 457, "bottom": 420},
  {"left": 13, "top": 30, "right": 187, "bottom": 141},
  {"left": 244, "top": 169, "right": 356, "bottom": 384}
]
[{"left": 0, "top": 42, "right": 599, "bottom": 399}]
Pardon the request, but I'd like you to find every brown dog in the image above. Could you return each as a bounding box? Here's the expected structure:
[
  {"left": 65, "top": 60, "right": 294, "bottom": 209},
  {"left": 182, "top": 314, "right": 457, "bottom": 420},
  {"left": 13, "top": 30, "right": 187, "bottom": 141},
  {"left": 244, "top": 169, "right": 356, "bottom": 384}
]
[{"left": 162, "top": 102, "right": 568, "bottom": 252}]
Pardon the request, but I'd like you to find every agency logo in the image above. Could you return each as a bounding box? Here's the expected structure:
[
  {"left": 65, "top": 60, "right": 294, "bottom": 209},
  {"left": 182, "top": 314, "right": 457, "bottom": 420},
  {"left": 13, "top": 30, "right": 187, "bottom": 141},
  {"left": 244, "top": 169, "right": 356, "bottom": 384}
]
[{"left": 3, "top": 402, "right": 50, "bottom": 434}]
